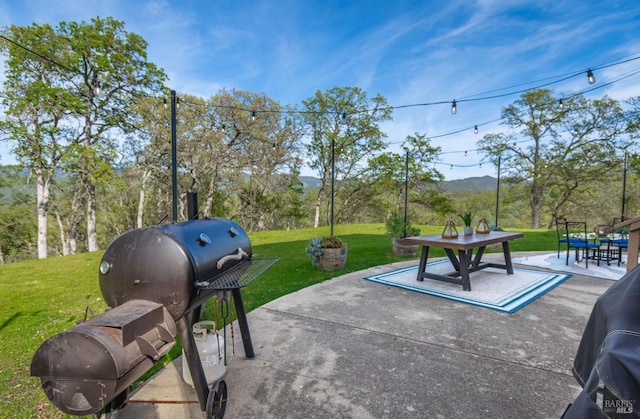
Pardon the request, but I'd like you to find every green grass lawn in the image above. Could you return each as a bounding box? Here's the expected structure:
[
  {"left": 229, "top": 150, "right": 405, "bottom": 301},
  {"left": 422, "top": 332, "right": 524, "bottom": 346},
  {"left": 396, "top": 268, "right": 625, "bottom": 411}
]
[{"left": 0, "top": 224, "right": 557, "bottom": 418}]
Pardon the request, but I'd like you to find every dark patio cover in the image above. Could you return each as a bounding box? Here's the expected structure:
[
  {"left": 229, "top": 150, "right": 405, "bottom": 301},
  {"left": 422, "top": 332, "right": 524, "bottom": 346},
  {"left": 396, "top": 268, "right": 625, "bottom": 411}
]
[{"left": 563, "top": 265, "right": 640, "bottom": 418}]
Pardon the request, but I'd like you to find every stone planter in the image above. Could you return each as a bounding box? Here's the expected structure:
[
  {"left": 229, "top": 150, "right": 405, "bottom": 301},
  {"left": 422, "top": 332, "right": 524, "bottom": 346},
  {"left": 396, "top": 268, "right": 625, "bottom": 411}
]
[
  {"left": 392, "top": 238, "right": 418, "bottom": 256},
  {"left": 317, "top": 246, "right": 348, "bottom": 270}
]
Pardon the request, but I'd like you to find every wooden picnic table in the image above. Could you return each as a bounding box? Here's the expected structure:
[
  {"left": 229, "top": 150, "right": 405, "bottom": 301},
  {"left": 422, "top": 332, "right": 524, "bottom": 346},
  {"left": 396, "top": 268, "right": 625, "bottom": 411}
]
[{"left": 399, "top": 231, "right": 524, "bottom": 291}]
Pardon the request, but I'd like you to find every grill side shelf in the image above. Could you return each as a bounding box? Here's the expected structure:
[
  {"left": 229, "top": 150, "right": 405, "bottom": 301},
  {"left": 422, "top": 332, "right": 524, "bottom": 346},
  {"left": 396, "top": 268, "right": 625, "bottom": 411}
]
[{"left": 194, "top": 258, "right": 279, "bottom": 290}]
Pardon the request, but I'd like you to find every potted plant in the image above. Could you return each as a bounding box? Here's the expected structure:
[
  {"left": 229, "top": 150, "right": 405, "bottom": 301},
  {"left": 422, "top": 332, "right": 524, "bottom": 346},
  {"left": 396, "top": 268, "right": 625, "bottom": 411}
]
[
  {"left": 305, "top": 236, "right": 347, "bottom": 270},
  {"left": 458, "top": 211, "right": 474, "bottom": 235},
  {"left": 385, "top": 212, "right": 420, "bottom": 256}
]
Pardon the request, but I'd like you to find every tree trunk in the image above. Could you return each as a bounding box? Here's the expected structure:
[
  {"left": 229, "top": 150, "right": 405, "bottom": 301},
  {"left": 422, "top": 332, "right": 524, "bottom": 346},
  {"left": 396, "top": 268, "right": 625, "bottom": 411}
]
[
  {"left": 203, "top": 172, "right": 219, "bottom": 218},
  {"left": 35, "top": 169, "right": 51, "bottom": 259},
  {"left": 69, "top": 223, "right": 78, "bottom": 254},
  {"left": 67, "top": 179, "right": 84, "bottom": 255},
  {"left": 86, "top": 182, "right": 98, "bottom": 251},
  {"left": 313, "top": 180, "right": 327, "bottom": 228},
  {"left": 136, "top": 169, "right": 151, "bottom": 228},
  {"left": 55, "top": 212, "right": 70, "bottom": 256},
  {"left": 313, "top": 192, "right": 322, "bottom": 228},
  {"left": 137, "top": 187, "right": 146, "bottom": 228},
  {"left": 530, "top": 178, "right": 543, "bottom": 229}
]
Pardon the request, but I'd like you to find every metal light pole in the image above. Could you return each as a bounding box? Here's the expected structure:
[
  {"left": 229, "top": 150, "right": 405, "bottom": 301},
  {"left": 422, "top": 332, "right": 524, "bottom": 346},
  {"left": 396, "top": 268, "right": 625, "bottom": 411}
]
[
  {"left": 330, "top": 137, "right": 335, "bottom": 237},
  {"left": 495, "top": 155, "right": 501, "bottom": 228},
  {"left": 170, "top": 89, "right": 178, "bottom": 223},
  {"left": 622, "top": 151, "right": 628, "bottom": 221},
  {"left": 403, "top": 150, "right": 409, "bottom": 238},
  {"left": 249, "top": 166, "right": 253, "bottom": 232}
]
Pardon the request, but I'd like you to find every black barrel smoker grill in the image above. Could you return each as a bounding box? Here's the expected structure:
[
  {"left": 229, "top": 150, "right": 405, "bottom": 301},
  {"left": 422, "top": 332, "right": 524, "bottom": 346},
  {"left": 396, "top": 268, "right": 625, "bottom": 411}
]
[{"left": 31, "top": 218, "right": 277, "bottom": 418}]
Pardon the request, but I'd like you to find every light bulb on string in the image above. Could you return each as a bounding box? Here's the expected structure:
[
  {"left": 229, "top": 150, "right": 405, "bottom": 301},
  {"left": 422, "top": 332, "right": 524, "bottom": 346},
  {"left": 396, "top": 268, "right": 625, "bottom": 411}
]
[
  {"left": 451, "top": 100, "right": 457, "bottom": 115},
  {"left": 558, "top": 99, "right": 563, "bottom": 109},
  {"left": 474, "top": 125, "right": 478, "bottom": 134},
  {"left": 464, "top": 150, "right": 468, "bottom": 156},
  {"left": 587, "top": 69, "right": 596, "bottom": 84},
  {"left": 251, "top": 111, "right": 256, "bottom": 121}
]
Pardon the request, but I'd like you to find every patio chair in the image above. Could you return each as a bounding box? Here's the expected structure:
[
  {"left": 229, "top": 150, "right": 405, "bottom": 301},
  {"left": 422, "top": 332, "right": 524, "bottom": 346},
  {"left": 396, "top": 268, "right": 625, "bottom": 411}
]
[
  {"left": 556, "top": 217, "right": 568, "bottom": 258},
  {"left": 593, "top": 222, "right": 619, "bottom": 266},
  {"left": 565, "top": 221, "right": 600, "bottom": 268},
  {"left": 611, "top": 218, "right": 630, "bottom": 266}
]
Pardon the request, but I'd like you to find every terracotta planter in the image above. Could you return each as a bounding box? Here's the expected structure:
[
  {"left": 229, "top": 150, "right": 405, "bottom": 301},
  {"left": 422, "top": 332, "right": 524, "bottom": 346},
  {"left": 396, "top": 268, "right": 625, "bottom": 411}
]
[
  {"left": 317, "top": 246, "right": 348, "bottom": 270},
  {"left": 392, "top": 238, "right": 418, "bottom": 256}
]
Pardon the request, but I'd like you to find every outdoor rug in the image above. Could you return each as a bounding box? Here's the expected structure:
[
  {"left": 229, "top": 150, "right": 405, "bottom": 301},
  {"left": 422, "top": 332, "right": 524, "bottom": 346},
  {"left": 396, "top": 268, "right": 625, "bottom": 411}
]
[
  {"left": 363, "top": 259, "right": 570, "bottom": 313},
  {"left": 512, "top": 253, "right": 626, "bottom": 281}
]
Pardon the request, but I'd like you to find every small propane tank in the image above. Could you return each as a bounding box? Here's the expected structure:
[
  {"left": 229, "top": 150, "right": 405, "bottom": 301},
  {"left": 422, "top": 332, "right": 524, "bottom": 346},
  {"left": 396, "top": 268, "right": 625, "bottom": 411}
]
[{"left": 182, "top": 321, "right": 227, "bottom": 387}]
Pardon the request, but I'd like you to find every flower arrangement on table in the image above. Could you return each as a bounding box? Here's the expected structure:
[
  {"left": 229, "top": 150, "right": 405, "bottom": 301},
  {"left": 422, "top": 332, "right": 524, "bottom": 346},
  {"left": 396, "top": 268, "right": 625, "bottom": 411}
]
[{"left": 458, "top": 211, "right": 474, "bottom": 235}]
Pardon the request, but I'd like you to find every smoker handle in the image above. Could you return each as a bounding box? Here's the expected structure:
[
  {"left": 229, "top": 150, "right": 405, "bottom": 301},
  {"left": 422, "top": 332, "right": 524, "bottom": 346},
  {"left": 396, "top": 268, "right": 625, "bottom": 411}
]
[{"left": 217, "top": 247, "right": 249, "bottom": 269}]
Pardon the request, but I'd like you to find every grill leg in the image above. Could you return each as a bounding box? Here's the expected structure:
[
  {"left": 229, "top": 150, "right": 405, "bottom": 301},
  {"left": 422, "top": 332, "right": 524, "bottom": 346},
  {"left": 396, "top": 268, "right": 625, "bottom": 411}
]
[
  {"left": 231, "top": 288, "right": 255, "bottom": 358},
  {"left": 177, "top": 315, "right": 209, "bottom": 411}
]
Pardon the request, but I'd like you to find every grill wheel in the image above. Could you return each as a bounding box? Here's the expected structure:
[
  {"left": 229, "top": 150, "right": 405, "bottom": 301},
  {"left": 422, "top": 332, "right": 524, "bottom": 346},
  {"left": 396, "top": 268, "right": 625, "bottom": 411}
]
[{"left": 207, "top": 379, "right": 227, "bottom": 418}]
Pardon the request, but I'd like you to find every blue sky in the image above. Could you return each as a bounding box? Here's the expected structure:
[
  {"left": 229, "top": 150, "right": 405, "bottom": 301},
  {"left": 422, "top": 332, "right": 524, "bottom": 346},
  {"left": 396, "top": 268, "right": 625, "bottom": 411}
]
[{"left": 1, "top": 0, "right": 639, "bottom": 179}]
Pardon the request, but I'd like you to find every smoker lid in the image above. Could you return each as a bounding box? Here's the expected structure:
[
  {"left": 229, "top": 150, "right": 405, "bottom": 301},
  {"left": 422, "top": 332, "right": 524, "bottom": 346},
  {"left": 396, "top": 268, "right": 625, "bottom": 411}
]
[{"left": 99, "top": 218, "right": 252, "bottom": 319}]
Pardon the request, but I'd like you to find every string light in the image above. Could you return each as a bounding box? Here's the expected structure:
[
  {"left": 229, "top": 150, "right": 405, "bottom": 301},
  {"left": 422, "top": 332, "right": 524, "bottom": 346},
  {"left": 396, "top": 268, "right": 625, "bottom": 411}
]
[
  {"left": 2, "top": 32, "right": 638, "bottom": 122},
  {"left": 4, "top": 31, "right": 638, "bottom": 174}
]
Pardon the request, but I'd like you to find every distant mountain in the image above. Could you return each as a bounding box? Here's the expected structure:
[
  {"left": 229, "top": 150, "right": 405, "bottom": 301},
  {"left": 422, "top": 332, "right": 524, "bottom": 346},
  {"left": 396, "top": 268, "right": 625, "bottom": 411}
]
[
  {"left": 299, "top": 175, "right": 497, "bottom": 192},
  {"left": 300, "top": 176, "right": 323, "bottom": 190},
  {"left": 439, "top": 175, "right": 497, "bottom": 193}
]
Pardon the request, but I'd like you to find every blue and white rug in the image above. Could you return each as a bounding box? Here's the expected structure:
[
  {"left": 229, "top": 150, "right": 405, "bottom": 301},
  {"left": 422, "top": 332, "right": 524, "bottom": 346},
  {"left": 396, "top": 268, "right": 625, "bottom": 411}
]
[
  {"left": 363, "top": 259, "right": 570, "bottom": 313},
  {"left": 512, "top": 253, "right": 626, "bottom": 280}
]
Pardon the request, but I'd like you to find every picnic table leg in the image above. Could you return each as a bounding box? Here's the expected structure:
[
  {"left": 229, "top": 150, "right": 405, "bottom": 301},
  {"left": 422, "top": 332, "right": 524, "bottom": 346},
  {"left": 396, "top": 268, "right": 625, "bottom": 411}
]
[
  {"left": 472, "top": 246, "right": 486, "bottom": 268},
  {"left": 416, "top": 245, "right": 430, "bottom": 281},
  {"left": 458, "top": 249, "right": 472, "bottom": 291},
  {"left": 444, "top": 248, "right": 460, "bottom": 271},
  {"left": 502, "top": 241, "right": 515, "bottom": 274}
]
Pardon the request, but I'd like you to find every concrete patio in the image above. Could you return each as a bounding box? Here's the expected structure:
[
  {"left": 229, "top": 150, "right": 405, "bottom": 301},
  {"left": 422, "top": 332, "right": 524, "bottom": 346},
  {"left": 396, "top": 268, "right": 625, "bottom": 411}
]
[{"left": 118, "top": 252, "right": 613, "bottom": 418}]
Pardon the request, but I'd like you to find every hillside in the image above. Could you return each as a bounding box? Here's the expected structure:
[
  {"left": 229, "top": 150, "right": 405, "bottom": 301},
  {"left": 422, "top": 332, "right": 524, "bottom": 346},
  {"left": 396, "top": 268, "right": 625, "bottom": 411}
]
[
  {"left": 300, "top": 175, "right": 497, "bottom": 192},
  {"left": 440, "top": 175, "right": 497, "bottom": 193}
]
